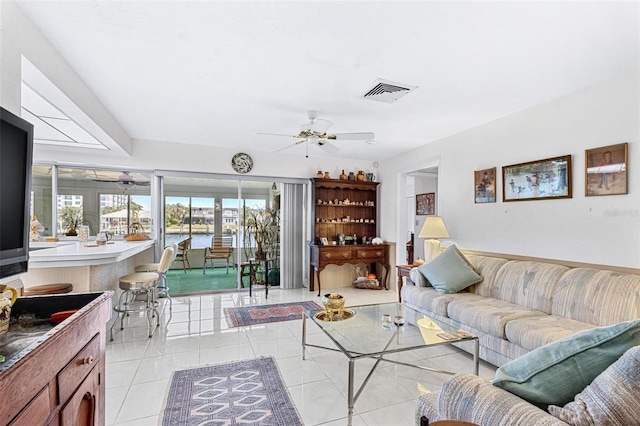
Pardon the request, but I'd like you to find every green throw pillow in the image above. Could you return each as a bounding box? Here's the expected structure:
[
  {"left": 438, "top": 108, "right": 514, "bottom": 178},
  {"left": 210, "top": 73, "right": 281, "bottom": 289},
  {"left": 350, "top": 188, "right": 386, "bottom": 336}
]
[
  {"left": 417, "top": 245, "right": 482, "bottom": 294},
  {"left": 493, "top": 319, "right": 640, "bottom": 408}
]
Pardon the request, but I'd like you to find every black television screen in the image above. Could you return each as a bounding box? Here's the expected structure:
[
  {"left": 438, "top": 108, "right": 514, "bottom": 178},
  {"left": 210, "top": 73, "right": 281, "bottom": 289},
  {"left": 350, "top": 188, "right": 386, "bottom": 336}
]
[{"left": 0, "top": 106, "right": 33, "bottom": 280}]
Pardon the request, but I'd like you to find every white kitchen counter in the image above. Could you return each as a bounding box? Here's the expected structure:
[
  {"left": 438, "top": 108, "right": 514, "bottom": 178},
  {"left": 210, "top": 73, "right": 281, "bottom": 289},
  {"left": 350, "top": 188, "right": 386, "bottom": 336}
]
[
  {"left": 29, "top": 239, "right": 155, "bottom": 268},
  {"left": 22, "top": 240, "right": 156, "bottom": 293}
]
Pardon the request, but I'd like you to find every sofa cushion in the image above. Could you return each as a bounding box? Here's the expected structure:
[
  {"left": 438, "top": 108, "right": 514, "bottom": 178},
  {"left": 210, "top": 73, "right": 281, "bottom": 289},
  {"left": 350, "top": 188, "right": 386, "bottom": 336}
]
[
  {"left": 417, "top": 245, "right": 482, "bottom": 294},
  {"left": 409, "top": 267, "right": 430, "bottom": 287},
  {"left": 448, "top": 297, "right": 547, "bottom": 339},
  {"left": 465, "top": 255, "right": 510, "bottom": 296},
  {"left": 552, "top": 268, "right": 640, "bottom": 326},
  {"left": 436, "top": 374, "right": 567, "bottom": 426},
  {"left": 401, "top": 285, "right": 484, "bottom": 318},
  {"left": 548, "top": 345, "right": 640, "bottom": 425},
  {"left": 493, "top": 319, "right": 640, "bottom": 407},
  {"left": 490, "top": 260, "right": 569, "bottom": 313},
  {"left": 505, "top": 315, "right": 595, "bottom": 351}
]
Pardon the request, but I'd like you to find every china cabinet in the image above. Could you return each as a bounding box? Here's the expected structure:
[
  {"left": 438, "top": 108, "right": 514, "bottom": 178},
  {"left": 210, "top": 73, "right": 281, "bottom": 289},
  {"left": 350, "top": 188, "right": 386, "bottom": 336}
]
[{"left": 309, "top": 178, "right": 389, "bottom": 295}]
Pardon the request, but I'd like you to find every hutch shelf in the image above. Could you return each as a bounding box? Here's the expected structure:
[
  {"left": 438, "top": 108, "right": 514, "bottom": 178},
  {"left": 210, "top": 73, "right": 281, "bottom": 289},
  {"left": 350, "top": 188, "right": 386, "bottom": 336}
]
[{"left": 309, "top": 178, "right": 389, "bottom": 295}]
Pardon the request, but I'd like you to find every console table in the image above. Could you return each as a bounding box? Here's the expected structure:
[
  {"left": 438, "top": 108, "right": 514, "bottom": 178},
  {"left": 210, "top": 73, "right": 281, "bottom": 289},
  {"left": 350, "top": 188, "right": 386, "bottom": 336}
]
[{"left": 309, "top": 244, "right": 390, "bottom": 296}]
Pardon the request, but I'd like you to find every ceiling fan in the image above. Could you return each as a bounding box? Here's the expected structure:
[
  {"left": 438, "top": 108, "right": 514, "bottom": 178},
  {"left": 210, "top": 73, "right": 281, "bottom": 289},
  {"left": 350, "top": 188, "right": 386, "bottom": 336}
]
[
  {"left": 92, "top": 171, "right": 150, "bottom": 189},
  {"left": 257, "top": 111, "right": 375, "bottom": 157}
]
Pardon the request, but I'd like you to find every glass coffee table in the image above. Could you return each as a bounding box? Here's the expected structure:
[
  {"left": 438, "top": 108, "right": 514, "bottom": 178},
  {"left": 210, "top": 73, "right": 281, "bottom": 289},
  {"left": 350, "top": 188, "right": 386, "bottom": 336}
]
[{"left": 302, "top": 302, "right": 479, "bottom": 426}]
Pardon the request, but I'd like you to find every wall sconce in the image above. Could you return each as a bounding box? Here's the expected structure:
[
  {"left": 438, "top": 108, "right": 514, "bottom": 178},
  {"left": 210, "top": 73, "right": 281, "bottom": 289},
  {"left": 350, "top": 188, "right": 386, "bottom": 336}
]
[{"left": 418, "top": 216, "right": 449, "bottom": 261}]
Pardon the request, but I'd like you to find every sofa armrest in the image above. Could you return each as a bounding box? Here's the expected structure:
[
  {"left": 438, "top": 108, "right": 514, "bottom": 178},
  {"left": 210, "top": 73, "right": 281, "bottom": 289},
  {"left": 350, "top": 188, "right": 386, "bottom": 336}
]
[{"left": 437, "top": 374, "right": 567, "bottom": 426}]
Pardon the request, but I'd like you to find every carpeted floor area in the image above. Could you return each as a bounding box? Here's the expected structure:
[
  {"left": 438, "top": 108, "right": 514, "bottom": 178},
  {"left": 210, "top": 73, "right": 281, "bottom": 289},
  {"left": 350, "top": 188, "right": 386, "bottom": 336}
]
[{"left": 166, "top": 266, "right": 238, "bottom": 295}]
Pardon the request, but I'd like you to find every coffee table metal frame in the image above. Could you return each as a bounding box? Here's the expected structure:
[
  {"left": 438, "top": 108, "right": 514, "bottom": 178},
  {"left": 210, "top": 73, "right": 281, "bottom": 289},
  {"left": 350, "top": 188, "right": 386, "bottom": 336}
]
[{"left": 302, "top": 302, "right": 479, "bottom": 426}]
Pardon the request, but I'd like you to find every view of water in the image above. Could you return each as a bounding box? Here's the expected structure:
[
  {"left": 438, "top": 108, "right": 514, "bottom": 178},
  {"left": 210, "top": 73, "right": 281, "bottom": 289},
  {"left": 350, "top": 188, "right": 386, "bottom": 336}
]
[{"left": 165, "top": 233, "right": 245, "bottom": 249}]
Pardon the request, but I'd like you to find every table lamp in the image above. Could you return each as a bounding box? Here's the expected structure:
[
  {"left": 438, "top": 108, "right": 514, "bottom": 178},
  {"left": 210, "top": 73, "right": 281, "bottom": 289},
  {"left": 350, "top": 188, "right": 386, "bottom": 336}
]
[{"left": 418, "top": 216, "right": 449, "bottom": 261}]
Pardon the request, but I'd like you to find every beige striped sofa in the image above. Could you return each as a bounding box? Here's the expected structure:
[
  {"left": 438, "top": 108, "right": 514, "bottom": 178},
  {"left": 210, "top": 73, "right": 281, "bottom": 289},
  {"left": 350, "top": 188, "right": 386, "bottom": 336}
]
[{"left": 401, "top": 253, "right": 640, "bottom": 425}]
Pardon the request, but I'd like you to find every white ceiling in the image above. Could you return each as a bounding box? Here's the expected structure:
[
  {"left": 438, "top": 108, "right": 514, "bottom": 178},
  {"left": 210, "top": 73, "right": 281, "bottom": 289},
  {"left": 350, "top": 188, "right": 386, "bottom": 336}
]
[{"left": 17, "top": 1, "right": 640, "bottom": 161}]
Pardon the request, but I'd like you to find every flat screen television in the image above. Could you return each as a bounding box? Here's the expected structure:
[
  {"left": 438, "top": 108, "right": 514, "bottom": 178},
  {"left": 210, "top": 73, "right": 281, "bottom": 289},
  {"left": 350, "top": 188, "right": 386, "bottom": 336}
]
[{"left": 0, "top": 106, "right": 34, "bottom": 280}]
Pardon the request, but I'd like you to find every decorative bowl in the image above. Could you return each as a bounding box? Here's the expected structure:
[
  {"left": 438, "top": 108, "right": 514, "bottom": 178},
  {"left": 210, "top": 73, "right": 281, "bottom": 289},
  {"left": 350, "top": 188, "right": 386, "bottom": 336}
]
[{"left": 322, "top": 293, "right": 345, "bottom": 312}]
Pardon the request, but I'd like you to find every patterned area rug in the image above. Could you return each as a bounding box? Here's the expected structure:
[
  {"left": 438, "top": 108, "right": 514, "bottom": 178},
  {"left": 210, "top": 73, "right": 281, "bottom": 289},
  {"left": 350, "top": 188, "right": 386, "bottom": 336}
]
[
  {"left": 160, "top": 357, "right": 303, "bottom": 426},
  {"left": 224, "top": 301, "right": 322, "bottom": 328}
]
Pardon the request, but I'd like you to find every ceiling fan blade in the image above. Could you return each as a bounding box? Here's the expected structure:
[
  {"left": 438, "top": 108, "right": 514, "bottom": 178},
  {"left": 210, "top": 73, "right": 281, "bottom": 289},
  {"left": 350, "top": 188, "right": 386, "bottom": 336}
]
[
  {"left": 300, "top": 118, "right": 333, "bottom": 131},
  {"left": 327, "top": 132, "right": 375, "bottom": 140},
  {"left": 317, "top": 140, "right": 340, "bottom": 154},
  {"left": 257, "top": 132, "right": 296, "bottom": 138},
  {"left": 273, "top": 142, "right": 300, "bottom": 153}
]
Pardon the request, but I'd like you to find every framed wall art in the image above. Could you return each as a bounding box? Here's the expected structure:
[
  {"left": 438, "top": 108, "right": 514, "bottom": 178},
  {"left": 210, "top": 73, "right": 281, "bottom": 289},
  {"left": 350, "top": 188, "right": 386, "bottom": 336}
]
[
  {"left": 474, "top": 167, "right": 496, "bottom": 203},
  {"left": 502, "top": 155, "right": 572, "bottom": 202},
  {"left": 416, "top": 192, "right": 435, "bottom": 215},
  {"left": 585, "top": 143, "right": 628, "bottom": 196}
]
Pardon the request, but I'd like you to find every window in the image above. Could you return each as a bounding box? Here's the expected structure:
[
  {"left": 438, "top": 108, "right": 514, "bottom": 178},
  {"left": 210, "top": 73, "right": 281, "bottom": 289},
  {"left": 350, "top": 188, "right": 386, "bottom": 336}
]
[
  {"left": 57, "top": 194, "right": 83, "bottom": 236},
  {"left": 100, "top": 194, "right": 151, "bottom": 235}
]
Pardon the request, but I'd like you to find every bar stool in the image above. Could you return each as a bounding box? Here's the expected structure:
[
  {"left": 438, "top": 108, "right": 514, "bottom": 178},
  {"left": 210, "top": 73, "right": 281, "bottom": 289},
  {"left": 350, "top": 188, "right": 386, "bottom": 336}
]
[
  {"left": 135, "top": 244, "right": 176, "bottom": 312},
  {"left": 110, "top": 272, "right": 159, "bottom": 341}
]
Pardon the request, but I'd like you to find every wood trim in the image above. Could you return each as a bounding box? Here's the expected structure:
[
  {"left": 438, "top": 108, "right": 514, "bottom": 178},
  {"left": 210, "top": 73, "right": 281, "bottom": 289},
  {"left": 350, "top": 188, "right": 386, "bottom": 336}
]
[{"left": 460, "top": 249, "right": 640, "bottom": 275}]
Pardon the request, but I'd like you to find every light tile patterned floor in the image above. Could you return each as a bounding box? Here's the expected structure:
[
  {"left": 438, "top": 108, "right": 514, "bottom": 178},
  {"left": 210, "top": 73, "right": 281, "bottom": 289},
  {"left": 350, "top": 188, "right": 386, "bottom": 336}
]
[{"left": 105, "top": 287, "right": 497, "bottom": 425}]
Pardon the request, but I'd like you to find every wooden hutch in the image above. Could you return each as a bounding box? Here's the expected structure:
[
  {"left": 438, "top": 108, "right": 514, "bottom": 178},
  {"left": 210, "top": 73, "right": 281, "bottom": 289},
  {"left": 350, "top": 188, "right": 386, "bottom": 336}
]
[{"left": 309, "top": 178, "right": 389, "bottom": 295}]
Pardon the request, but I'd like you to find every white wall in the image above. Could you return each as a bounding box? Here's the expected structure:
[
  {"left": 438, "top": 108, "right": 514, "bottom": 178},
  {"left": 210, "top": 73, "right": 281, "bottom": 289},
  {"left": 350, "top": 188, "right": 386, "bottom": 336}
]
[{"left": 379, "top": 73, "right": 640, "bottom": 268}]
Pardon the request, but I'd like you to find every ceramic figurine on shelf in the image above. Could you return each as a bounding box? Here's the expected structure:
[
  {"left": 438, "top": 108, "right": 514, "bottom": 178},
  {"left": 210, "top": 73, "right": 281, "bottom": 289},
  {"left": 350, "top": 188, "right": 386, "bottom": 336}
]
[
  {"left": 324, "top": 171, "right": 330, "bottom": 179},
  {"left": 348, "top": 171, "right": 356, "bottom": 181},
  {"left": 357, "top": 171, "right": 365, "bottom": 181},
  {"left": 316, "top": 171, "right": 323, "bottom": 178},
  {"left": 340, "top": 169, "right": 348, "bottom": 180}
]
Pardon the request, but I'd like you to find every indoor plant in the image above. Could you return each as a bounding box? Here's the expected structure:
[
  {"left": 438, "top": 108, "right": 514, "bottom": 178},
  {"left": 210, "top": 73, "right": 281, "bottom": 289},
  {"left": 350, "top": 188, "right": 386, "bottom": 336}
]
[{"left": 59, "top": 206, "right": 83, "bottom": 237}]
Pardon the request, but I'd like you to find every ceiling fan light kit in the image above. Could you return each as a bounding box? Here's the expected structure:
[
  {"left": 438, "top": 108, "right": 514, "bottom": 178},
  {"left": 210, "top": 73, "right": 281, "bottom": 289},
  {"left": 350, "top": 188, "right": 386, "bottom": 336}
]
[
  {"left": 259, "top": 111, "right": 375, "bottom": 157},
  {"left": 92, "top": 171, "right": 151, "bottom": 189}
]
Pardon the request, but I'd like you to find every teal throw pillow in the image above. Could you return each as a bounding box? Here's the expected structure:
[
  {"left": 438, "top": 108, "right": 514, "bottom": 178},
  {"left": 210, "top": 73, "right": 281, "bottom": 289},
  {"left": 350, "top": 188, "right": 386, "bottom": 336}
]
[
  {"left": 493, "top": 319, "right": 640, "bottom": 408},
  {"left": 417, "top": 245, "right": 482, "bottom": 294}
]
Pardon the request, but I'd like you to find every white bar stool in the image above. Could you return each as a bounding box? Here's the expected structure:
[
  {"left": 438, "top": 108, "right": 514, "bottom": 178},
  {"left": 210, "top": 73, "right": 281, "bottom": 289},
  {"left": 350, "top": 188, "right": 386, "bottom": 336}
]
[
  {"left": 135, "top": 244, "right": 177, "bottom": 308},
  {"left": 110, "top": 271, "right": 159, "bottom": 341}
]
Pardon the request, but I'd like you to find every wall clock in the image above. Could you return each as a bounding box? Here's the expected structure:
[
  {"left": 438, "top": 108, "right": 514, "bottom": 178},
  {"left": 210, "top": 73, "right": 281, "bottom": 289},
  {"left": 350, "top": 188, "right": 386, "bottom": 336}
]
[{"left": 231, "top": 152, "right": 253, "bottom": 174}]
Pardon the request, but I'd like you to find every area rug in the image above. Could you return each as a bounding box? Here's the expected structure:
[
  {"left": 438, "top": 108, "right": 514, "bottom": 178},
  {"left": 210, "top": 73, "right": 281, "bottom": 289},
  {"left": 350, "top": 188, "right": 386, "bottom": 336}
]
[
  {"left": 159, "top": 356, "right": 303, "bottom": 426},
  {"left": 224, "top": 301, "right": 322, "bottom": 327}
]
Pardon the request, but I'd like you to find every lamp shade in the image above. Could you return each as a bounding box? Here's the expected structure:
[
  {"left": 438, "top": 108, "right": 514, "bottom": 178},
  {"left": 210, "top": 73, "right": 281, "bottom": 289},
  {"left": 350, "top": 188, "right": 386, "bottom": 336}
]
[{"left": 418, "top": 216, "right": 449, "bottom": 239}]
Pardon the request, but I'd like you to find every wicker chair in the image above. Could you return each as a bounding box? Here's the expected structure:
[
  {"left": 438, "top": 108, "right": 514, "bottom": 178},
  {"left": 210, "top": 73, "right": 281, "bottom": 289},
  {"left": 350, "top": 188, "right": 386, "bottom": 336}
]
[{"left": 175, "top": 237, "right": 192, "bottom": 272}]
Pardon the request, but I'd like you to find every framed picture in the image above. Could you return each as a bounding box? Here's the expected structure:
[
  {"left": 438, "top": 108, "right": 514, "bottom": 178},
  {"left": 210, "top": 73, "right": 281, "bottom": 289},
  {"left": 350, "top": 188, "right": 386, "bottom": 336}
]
[
  {"left": 585, "top": 143, "right": 628, "bottom": 196},
  {"left": 416, "top": 192, "right": 435, "bottom": 215},
  {"left": 320, "top": 237, "right": 329, "bottom": 246},
  {"left": 502, "top": 155, "right": 572, "bottom": 202},
  {"left": 474, "top": 167, "right": 496, "bottom": 203}
]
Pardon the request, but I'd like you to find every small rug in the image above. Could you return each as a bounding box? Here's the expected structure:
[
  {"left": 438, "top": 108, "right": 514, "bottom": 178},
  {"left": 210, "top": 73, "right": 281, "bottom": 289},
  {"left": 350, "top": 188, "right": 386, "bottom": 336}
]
[
  {"left": 224, "top": 301, "right": 322, "bottom": 328},
  {"left": 159, "top": 356, "right": 303, "bottom": 426}
]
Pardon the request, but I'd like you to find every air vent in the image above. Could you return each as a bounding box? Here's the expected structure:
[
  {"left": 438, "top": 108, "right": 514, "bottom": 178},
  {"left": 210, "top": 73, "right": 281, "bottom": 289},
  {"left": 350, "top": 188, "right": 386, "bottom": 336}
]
[{"left": 360, "top": 78, "right": 417, "bottom": 103}]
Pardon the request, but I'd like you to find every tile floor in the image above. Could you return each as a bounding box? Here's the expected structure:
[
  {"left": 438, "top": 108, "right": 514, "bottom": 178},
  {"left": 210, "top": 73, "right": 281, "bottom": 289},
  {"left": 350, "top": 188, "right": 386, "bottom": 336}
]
[{"left": 105, "top": 287, "right": 497, "bottom": 425}]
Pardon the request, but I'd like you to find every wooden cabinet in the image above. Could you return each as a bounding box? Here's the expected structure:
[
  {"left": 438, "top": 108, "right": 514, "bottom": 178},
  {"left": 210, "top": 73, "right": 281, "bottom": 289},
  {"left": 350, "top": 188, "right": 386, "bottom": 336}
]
[
  {"left": 0, "top": 292, "right": 112, "bottom": 426},
  {"left": 311, "top": 178, "right": 379, "bottom": 243},
  {"left": 309, "top": 178, "right": 389, "bottom": 295},
  {"left": 59, "top": 363, "right": 101, "bottom": 426}
]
